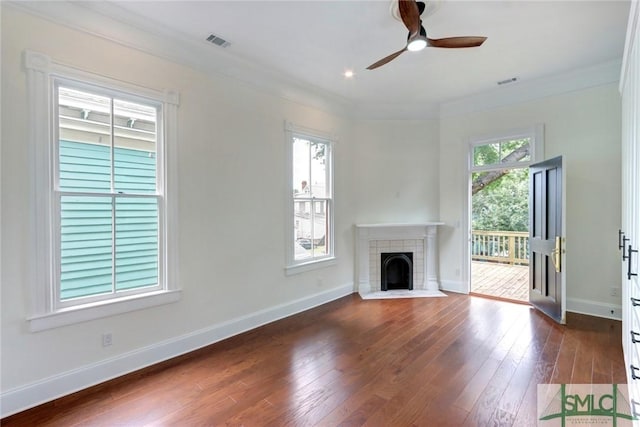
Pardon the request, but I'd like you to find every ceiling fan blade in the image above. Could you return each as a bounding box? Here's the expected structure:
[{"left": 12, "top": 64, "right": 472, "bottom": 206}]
[
  {"left": 427, "top": 36, "right": 487, "bottom": 48},
  {"left": 366, "top": 47, "right": 408, "bottom": 70},
  {"left": 398, "top": 0, "right": 421, "bottom": 37}
]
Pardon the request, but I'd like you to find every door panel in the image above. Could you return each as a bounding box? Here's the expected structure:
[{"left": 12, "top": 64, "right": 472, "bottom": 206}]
[{"left": 530, "top": 156, "right": 564, "bottom": 323}]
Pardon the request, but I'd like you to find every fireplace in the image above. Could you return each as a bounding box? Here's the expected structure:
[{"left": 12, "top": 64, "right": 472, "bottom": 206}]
[
  {"left": 355, "top": 223, "right": 443, "bottom": 295},
  {"left": 381, "top": 252, "right": 413, "bottom": 290}
]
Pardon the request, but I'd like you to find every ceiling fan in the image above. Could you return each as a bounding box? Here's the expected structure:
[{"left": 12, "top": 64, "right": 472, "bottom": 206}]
[{"left": 367, "top": 0, "right": 487, "bottom": 70}]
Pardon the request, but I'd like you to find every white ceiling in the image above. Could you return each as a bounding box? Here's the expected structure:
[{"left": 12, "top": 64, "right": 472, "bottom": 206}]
[{"left": 22, "top": 0, "right": 632, "bottom": 117}]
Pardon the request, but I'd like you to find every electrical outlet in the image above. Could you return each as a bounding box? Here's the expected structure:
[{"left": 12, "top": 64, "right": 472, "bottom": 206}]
[
  {"left": 610, "top": 287, "right": 619, "bottom": 297},
  {"left": 102, "top": 333, "right": 113, "bottom": 347}
]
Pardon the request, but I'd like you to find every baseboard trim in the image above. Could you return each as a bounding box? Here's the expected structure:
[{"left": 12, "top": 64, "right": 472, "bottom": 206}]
[
  {"left": 439, "top": 282, "right": 622, "bottom": 321},
  {"left": 0, "top": 283, "right": 355, "bottom": 418},
  {"left": 440, "top": 280, "right": 468, "bottom": 294},
  {"left": 566, "top": 297, "right": 622, "bottom": 321}
]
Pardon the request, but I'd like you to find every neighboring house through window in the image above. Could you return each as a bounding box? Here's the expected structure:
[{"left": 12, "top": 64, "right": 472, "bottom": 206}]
[
  {"left": 285, "top": 123, "right": 335, "bottom": 274},
  {"left": 24, "top": 51, "right": 180, "bottom": 331},
  {"left": 56, "top": 87, "right": 160, "bottom": 303}
]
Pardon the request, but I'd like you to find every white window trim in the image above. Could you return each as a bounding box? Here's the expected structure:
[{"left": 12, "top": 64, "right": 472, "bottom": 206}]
[
  {"left": 24, "top": 50, "right": 181, "bottom": 331},
  {"left": 53, "top": 81, "right": 166, "bottom": 309},
  {"left": 284, "top": 121, "right": 336, "bottom": 275},
  {"left": 468, "top": 124, "right": 544, "bottom": 173}
]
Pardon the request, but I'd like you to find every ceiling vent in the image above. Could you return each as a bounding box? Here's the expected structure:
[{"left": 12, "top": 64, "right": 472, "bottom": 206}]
[
  {"left": 205, "top": 33, "right": 231, "bottom": 48},
  {"left": 497, "top": 77, "right": 518, "bottom": 86}
]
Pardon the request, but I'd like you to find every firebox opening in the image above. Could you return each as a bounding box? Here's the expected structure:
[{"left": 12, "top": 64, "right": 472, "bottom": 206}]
[{"left": 381, "top": 252, "right": 413, "bottom": 291}]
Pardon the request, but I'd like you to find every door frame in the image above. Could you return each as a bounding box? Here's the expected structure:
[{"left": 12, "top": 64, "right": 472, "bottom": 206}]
[{"left": 462, "top": 124, "right": 545, "bottom": 294}]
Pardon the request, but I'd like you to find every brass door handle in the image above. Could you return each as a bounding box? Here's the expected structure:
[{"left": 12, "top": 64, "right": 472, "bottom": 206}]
[{"left": 550, "top": 236, "right": 561, "bottom": 273}]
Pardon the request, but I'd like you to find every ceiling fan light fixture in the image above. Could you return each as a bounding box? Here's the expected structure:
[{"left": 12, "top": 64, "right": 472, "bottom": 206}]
[
  {"left": 407, "top": 35, "right": 427, "bottom": 52},
  {"left": 367, "top": 0, "right": 486, "bottom": 70}
]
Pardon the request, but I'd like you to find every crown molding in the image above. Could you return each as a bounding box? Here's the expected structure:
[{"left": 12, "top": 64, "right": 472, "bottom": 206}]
[
  {"left": 439, "top": 59, "right": 622, "bottom": 118},
  {"left": 352, "top": 101, "right": 440, "bottom": 120},
  {"left": 6, "top": 1, "right": 626, "bottom": 121},
  {"left": 6, "top": 1, "right": 354, "bottom": 118}
]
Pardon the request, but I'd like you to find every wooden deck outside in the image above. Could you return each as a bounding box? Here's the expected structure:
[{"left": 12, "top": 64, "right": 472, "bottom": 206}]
[{"left": 471, "top": 261, "right": 529, "bottom": 302}]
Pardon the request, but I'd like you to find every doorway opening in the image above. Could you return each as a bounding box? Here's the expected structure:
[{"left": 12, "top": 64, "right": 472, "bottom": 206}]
[{"left": 469, "top": 136, "right": 532, "bottom": 303}]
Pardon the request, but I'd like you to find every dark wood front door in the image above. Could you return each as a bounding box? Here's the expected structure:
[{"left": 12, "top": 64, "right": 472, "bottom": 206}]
[{"left": 529, "top": 156, "right": 565, "bottom": 323}]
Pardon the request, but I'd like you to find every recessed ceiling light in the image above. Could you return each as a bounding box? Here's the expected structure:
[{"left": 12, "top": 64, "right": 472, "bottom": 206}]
[{"left": 344, "top": 70, "right": 354, "bottom": 78}]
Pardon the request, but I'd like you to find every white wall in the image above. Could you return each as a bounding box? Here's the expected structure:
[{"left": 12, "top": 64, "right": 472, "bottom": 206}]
[
  {"left": 352, "top": 119, "right": 440, "bottom": 224},
  {"left": 439, "top": 84, "right": 622, "bottom": 316},
  {"left": 1, "top": 6, "right": 356, "bottom": 413}
]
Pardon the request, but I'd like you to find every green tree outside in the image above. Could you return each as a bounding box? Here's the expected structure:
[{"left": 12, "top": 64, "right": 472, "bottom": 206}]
[
  {"left": 471, "top": 139, "right": 530, "bottom": 232},
  {"left": 472, "top": 168, "right": 529, "bottom": 232}
]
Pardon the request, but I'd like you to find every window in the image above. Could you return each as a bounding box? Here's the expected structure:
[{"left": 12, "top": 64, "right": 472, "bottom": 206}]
[
  {"left": 472, "top": 137, "right": 532, "bottom": 169},
  {"left": 469, "top": 126, "right": 543, "bottom": 199},
  {"left": 56, "top": 86, "right": 161, "bottom": 305},
  {"left": 285, "top": 123, "right": 335, "bottom": 273},
  {"left": 25, "top": 51, "right": 180, "bottom": 331}
]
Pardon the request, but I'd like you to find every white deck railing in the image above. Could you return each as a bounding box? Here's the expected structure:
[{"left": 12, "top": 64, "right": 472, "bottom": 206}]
[{"left": 471, "top": 230, "right": 529, "bottom": 266}]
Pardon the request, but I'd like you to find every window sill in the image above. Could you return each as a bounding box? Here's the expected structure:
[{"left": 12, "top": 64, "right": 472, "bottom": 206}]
[
  {"left": 28, "top": 289, "right": 182, "bottom": 332},
  {"left": 285, "top": 257, "right": 337, "bottom": 276}
]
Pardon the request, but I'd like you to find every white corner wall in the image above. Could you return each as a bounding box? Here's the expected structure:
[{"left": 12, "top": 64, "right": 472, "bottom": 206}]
[
  {"left": 1, "top": 6, "right": 356, "bottom": 416},
  {"left": 352, "top": 119, "right": 440, "bottom": 224},
  {"left": 439, "top": 84, "right": 622, "bottom": 316}
]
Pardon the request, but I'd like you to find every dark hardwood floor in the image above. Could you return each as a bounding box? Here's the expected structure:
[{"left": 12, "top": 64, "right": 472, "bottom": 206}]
[{"left": 2, "top": 293, "right": 625, "bottom": 426}]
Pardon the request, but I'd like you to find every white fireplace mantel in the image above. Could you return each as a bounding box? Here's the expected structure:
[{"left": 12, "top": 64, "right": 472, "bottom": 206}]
[{"left": 356, "top": 222, "right": 444, "bottom": 295}]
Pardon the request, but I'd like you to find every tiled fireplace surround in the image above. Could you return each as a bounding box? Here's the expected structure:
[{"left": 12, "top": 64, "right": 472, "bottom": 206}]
[{"left": 356, "top": 223, "right": 444, "bottom": 295}]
